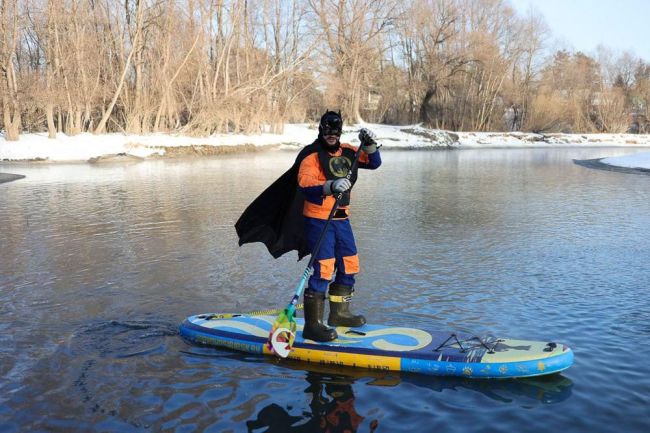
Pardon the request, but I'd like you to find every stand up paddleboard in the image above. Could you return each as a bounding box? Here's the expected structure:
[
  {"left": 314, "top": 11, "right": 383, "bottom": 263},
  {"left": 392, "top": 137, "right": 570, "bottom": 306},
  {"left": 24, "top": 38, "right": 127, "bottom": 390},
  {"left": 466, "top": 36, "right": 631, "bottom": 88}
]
[{"left": 179, "top": 313, "right": 573, "bottom": 379}]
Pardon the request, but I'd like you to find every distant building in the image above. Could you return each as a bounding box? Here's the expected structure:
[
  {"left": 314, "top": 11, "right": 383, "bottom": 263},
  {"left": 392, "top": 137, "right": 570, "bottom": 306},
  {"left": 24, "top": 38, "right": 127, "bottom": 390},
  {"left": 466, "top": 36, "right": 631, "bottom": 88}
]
[
  {"left": 503, "top": 105, "right": 521, "bottom": 131},
  {"left": 629, "top": 113, "right": 649, "bottom": 134},
  {"left": 364, "top": 89, "right": 381, "bottom": 112}
]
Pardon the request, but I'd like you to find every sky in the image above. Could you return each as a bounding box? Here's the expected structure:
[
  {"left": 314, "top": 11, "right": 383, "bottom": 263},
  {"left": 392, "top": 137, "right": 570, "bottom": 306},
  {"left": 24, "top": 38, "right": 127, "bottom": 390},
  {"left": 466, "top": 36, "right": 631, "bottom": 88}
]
[{"left": 510, "top": 0, "right": 650, "bottom": 61}]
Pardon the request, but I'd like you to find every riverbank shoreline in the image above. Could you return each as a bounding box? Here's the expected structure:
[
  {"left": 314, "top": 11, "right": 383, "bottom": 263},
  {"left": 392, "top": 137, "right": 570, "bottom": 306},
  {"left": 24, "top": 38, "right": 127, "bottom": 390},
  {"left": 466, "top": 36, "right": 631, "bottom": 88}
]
[
  {"left": 2, "top": 123, "right": 650, "bottom": 163},
  {"left": 2, "top": 124, "right": 650, "bottom": 175}
]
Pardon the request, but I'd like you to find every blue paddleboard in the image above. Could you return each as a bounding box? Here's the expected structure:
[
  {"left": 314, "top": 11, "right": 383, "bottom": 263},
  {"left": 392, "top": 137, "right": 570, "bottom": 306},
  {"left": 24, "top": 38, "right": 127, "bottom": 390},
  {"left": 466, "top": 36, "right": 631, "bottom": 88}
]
[{"left": 179, "top": 313, "right": 573, "bottom": 379}]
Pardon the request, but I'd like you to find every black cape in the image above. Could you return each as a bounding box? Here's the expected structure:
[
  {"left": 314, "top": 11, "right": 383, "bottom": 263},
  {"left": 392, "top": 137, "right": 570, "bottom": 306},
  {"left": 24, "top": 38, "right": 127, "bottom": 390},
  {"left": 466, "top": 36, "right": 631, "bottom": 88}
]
[{"left": 235, "top": 142, "right": 319, "bottom": 260}]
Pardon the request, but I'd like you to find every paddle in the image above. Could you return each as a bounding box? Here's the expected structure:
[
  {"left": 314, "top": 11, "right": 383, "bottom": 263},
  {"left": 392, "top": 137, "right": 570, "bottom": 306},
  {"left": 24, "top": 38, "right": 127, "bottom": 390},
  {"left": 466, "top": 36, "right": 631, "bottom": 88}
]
[{"left": 268, "top": 132, "right": 368, "bottom": 358}]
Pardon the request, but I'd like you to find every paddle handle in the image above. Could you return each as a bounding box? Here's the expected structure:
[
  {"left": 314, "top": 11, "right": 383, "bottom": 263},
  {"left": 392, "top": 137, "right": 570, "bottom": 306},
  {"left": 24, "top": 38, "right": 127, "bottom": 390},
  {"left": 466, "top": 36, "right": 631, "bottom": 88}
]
[{"left": 287, "top": 267, "right": 310, "bottom": 316}]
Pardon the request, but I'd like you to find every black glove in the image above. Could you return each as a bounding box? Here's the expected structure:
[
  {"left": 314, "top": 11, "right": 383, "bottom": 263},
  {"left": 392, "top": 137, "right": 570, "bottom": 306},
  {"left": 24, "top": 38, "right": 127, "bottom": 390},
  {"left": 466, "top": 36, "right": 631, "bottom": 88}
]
[{"left": 358, "top": 128, "right": 378, "bottom": 154}]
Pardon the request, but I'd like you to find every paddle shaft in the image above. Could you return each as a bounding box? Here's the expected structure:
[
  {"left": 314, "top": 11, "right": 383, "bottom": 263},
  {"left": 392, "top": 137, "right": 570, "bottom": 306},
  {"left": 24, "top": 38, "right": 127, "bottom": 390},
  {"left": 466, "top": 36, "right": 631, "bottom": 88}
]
[{"left": 285, "top": 143, "right": 365, "bottom": 314}]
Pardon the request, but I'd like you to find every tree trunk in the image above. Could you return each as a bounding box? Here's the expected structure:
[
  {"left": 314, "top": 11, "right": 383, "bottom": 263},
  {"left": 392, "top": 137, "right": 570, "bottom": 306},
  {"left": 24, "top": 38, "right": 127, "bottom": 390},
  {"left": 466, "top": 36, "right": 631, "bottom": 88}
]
[
  {"left": 94, "top": 1, "right": 142, "bottom": 134},
  {"left": 46, "top": 104, "right": 56, "bottom": 138},
  {"left": 1, "top": 0, "right": 20, "bottom": 140},
  {"left": 1, "top": 61, "right": 21, "bottom": 140},
  {"left": 2, "top": 97, "right": 21, "bottom": 141},
  {"left": 419, "top": 86, "right": 437, "bottom": 126}
]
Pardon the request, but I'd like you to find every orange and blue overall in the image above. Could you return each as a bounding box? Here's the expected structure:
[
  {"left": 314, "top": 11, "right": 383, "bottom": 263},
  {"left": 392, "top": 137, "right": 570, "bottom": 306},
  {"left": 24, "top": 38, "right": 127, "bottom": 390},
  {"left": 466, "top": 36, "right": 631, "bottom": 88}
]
[{"left": 298, "top": 141, "right": 381, "bottom": 294}]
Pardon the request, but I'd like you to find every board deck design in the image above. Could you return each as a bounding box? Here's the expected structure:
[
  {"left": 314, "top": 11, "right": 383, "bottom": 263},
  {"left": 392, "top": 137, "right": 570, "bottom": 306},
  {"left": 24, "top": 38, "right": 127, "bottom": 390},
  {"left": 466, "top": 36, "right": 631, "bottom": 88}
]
[{"left": 179, "top": 313, "right": 573, "bottom": 379}]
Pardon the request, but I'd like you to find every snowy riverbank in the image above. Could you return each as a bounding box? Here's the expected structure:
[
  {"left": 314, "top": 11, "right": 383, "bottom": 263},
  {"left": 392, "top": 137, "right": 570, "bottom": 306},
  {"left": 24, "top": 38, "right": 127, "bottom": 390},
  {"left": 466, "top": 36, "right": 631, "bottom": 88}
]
[{"left": 1, "top": 123, "right": 650, "bottom": 170}]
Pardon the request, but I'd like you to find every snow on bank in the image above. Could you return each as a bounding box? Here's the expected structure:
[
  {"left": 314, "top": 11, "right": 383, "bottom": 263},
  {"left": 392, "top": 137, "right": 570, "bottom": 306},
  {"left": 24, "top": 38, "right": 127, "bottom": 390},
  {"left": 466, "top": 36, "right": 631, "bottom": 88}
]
[
  {"left": 600, "top": 152, "right": 650, "bottom": 170},
  {"left": 455, "top": 131, "right": 650, "bottom": 148},
  {"left": 2, "top": 123, "right": 650, "bottom": 166},
  {"left": 0, "top": 124, "right": 315, "bottom": 162}
]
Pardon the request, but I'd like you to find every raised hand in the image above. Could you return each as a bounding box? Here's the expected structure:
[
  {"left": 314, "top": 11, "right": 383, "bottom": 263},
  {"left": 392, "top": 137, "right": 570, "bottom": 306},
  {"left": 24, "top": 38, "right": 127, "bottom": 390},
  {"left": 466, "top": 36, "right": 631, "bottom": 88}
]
[{"left": 359, "top": 128, "right": 378, "bottom": 154}]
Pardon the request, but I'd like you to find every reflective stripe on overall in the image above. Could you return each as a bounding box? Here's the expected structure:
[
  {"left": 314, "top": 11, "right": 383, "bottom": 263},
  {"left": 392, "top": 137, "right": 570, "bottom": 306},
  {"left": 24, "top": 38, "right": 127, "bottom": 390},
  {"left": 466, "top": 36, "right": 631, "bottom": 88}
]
[{"left": 303, "top": 216, "right": 359, "bottom": 293}]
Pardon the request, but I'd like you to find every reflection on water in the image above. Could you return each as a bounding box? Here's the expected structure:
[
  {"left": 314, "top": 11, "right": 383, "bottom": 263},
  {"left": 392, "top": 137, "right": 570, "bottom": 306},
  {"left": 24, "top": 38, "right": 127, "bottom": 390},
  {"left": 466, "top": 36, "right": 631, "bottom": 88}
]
[
  {"left": 184, "top": 348, "right": 573, "bottom": 433},
  {"left": 18, "top": 326, "right": 571, "bottom": 433},
  {"left": 268, "top": 357, "right": 573, "bottom": 407},
  {"left": 246, "top": 370, "right": 376, "bottom": 433},
  {"left": 1, "top": 148, "right": 649, "bottom": 432}
]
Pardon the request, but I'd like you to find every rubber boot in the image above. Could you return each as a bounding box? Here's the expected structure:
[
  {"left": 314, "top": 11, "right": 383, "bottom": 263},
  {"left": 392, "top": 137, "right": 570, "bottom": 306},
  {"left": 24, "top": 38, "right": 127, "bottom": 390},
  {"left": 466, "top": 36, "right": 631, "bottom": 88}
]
[
  {"left": 328, "top": 283, "right": 366, "bottom": 327},
  {"left": 302, "top": 289, "right": 338, "bottom": 342}
]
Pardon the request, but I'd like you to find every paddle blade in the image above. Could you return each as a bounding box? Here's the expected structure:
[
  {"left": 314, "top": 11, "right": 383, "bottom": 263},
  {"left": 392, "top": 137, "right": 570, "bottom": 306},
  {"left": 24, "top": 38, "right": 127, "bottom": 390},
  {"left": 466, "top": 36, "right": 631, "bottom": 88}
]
[{"left": 267, "top": 308, "right": 297, "bottom": 358}]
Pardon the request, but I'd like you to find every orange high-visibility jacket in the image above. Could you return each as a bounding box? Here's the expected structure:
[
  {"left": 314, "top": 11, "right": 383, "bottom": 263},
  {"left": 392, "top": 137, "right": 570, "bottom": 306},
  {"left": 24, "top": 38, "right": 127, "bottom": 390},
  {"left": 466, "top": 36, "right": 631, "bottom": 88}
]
[{"left": 298, "top": 142, "right": 381, "bottom": 219}]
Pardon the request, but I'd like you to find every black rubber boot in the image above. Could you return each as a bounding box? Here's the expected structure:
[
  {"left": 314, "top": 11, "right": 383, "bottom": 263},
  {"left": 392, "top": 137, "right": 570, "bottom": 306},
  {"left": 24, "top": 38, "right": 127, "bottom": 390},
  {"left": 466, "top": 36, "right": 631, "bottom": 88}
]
[
  {"left": 302, "top": 289, "right": 337, "bottom": 342},
  {"left": 328, "top": 283, "right": 366, "bottom": 327}
]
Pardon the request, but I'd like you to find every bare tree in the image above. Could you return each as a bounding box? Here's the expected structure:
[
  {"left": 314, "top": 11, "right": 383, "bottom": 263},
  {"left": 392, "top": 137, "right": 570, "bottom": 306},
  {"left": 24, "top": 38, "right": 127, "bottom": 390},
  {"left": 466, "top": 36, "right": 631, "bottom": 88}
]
[
  {"left": 394, "top": 0, "right": 466, "bottom": 127},
  {"left": 1, "top": 0, "right": 22, "bottom": 140},
  {"left": 1, "top": 0, "right": 646, "bottom": 138},
  {"left": 94, "top": 0, "right": 143, "bottom": 134},
  {"left": 308, "top": 0, "right": 396, "bottom": 122},
  {"left": 508, "top": 9, "right": 549, "bottom": 131}
]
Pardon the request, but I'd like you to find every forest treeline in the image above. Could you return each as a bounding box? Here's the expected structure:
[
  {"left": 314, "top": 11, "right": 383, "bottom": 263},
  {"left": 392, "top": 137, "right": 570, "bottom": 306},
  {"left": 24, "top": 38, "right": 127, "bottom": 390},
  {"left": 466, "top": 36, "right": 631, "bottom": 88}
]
[{"left": 1, "top": 0, "right": 650, "bottom": 141}]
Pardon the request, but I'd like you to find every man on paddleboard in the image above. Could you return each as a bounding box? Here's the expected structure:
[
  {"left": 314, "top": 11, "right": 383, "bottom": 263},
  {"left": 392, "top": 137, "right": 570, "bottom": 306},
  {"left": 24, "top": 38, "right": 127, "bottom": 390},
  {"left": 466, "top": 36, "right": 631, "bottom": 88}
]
[
  {"left": 235, "top": 110, "right": 381, "bottom": 342},
  {"left": 297, "top": 111, "right": 381, "bottom": 341}
]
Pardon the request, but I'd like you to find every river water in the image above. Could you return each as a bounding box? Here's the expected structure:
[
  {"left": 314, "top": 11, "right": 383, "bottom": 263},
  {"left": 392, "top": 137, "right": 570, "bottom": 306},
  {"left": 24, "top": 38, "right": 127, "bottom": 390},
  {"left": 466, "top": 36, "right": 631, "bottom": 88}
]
[{"left": 1, "top": 148, "right": 649, "bottom": 432}]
